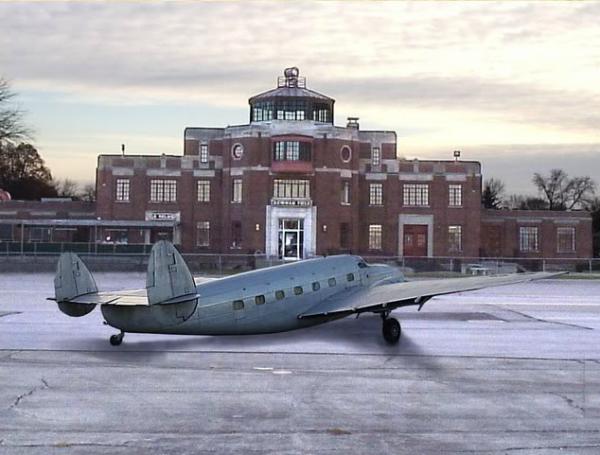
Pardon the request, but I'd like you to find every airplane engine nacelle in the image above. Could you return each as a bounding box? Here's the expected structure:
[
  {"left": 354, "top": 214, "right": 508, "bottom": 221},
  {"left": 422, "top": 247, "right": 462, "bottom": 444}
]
[{"left": 57, "top": 302, "right": 96, "bottom": 318}]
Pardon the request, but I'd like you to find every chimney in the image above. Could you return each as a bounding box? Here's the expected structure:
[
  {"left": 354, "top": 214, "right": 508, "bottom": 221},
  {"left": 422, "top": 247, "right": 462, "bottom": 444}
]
[{"left": 346, "top": 117, "right": 359, "bottom": 129}]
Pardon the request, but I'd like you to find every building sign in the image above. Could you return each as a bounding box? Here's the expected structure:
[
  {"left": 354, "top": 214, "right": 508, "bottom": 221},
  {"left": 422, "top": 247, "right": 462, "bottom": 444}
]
[{"left": 145, "top": 211, "right": 181, "bottom": 222}]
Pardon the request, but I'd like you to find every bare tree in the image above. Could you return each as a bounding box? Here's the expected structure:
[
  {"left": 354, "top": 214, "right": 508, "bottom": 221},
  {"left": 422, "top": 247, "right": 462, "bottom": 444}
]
[
  {"left": 533, "top": 169, "right": 596, "bottom": 210},
  {"left": 80, "top": 183, "right": 96, "bottom": 202},
  {"left": 0, "top": 77, "right": 31, "bottom": 143},
  {"left": 482, "top": 178, "right": 505, "bottom": 209},
  {"left": 53, "top": 178, "right": 80, "bottom": 199}
]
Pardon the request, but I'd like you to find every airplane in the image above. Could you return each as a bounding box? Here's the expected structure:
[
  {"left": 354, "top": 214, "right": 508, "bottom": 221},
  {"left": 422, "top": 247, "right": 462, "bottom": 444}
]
[{"left": 50, "top": 240, "right": 563, "bottom": 346}]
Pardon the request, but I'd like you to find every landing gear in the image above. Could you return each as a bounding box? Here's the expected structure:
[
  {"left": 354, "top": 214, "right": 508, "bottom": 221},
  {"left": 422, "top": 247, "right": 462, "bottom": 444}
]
[
  {"left": 381, "top": 314, "right": 401, "bottom": 344},
  {"left": 109, "top": 331, "right": 125, "bottom": 346}
]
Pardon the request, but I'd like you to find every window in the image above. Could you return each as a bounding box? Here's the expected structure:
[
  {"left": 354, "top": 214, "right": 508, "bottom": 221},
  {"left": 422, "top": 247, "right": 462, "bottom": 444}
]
[
  {"left": 369, "top": 183, "right": 383, "bottom": 205},
  {"left": 328, "top": 277, "right": 336, "bottom": 287},
  {"left": 340, "top": 223, "right": 350, "bottom": 249},
  {"left": 232, "top": 179, "right": 242, "bottom": 203},
  {"left": 233, "top": 300, "right": 244, "bottom": 311},
  {"left": 312, "top": 282, "right": 320, "bottom": 291},
  {"left": 403, "top": 184, "right": 429, "bottom": 206},
  {"left": 255, "top": 295, "right": 266, "bottom": 305},
  {"left": 200, "top": 144, "right": 208, "bottom": 163},
  {"left": 340, "top": 146, "right": 352, "bottom": 163},
  {"left": 197, "top": 181, "right": 210, "bottom": 202},
  {"left": 346, "top": 273, "right": 355, "bottom": 282},
  {"left": 115, "top": 179, "right": 130, "bottom": 202},
  {"left": 275, "top": 290, "right": 285, "bottom": 300},
  {"left": 273, "top": 180, "right": 310, "bottom": 199},
  {"left": 341, "top": 181, "right": 350, "bottom": 205},
  {"left": 231, "top": 221, "right": 242, "bottom": 247},
  {"left": 448, "top": 225, "right": 462, "bottom": 252},
  {"left": 358, "top": 261, "right": 368, "bottom": 269},
  {"left": 294, "top": 286, "right": 303, "bottom": 295},
  {"left": 150, "top": 180, "right": 177, "bottom": 202},
  {"left": 231, "top": 144, "right": 244, "bottom": 160},
  {"left": 557, "top": 227, "right": 575, "bottom": 253},
  {"left": 449, "top": 184, "right": 462, "bottom": 207},
  {"left": 196, "top": 221, "right": 210, "bottom": 247},
  {"left": 369, "top": 224, "right": 382, "bottom": 250},
  {"left": 0, "top": 224, "right": 12, "bottom": 241},
  {"left": 519, "top": 226, "right": 539, "bottom": 252},
  {"left": 272, "top": 141, "right": 311, "bottom": 161},
  {"left": 371, "top": 147, "right": 381, "bottom": 166}
]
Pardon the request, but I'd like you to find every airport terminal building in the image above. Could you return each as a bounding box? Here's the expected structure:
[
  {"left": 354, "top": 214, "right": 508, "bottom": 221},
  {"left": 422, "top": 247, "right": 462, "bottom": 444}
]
[{"left": 0, "top": 68, "right": 594, "bottom": 259}]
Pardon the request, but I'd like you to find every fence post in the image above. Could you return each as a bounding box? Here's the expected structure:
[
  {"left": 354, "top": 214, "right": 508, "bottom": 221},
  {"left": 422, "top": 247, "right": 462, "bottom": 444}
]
[
  {"left": 590, "top": 259, "right": 593, "bottom": 274},
  {"left": 218, "top": 255, "right": 223, "bottom": 275},
  {"left": 542, "top": 259, "right": 546, "bottom": 272}
]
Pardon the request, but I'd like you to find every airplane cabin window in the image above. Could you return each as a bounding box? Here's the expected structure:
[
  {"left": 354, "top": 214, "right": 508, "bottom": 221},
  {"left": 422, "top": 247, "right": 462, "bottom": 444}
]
[
  {"left": 233, "top": 300, "right": 244, "bottom": 310},
  {"left": 294, "top": 286, "right": 303, "bottom": 295},
  {"left": 312, "top": 281, "right": 320, "bottom": 291},
  {"left": 255, "top": 295, "right": 266, "bottom": 305},
  {"left": 328, "top": 277, "right": 336, "bottom": 287},
  {"left": 275, "top": 290, "right": 285, "bottom": 300},
  {"left": 358, "top": 262, "right": 367, "bottom": 269},
  {"left": 347, "top": 273, "right": 355, "bottom": 282}
]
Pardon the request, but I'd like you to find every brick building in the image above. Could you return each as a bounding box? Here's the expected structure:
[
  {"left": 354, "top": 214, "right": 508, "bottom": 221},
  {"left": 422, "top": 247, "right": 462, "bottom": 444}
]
[
  {"left": 93, "top": 67, "right": 592, "bottom": 259},
  {"left": 0, "top": 67, "right": 593, "bottom": 259}
]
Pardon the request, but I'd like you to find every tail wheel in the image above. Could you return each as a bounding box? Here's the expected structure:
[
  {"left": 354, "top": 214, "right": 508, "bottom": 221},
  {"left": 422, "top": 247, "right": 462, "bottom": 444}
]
[
  {"left": 109, "top": 332, "right": 124, "bottom": 346},
  {"left": 382, "top": 318, "right": 401, "bottom": 344}
]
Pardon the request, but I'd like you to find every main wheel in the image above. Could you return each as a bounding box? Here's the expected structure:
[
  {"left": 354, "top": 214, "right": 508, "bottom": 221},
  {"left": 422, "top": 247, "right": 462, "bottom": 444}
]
[
  {"left": 382, "top": 318, "right": 401, "bottom": 344},
  {"left": 109, "top": 333, "right": 124, "bottom": 346}
]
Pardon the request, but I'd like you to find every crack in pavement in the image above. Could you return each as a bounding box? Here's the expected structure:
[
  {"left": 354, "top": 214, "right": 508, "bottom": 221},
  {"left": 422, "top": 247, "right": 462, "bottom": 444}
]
[
  {"left": 9, "top": 377, "right": 49, "bottom": 410},
  {"left": 549, "top": 392, "right": 585, "bottom": 415},
  {"left": 495, "top": 305, "right": 594, "bottom": 330}
]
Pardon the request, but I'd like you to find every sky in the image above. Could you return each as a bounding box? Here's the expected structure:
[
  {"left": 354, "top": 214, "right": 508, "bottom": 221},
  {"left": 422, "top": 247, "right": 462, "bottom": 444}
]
[{"left": 0, "top": 1, "right": 599, "bottom": 195}]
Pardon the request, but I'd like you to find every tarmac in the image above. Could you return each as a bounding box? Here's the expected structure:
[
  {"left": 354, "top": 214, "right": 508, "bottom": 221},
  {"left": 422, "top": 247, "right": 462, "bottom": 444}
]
[{"left": 1, "top": 272, "right": 600, "bottom": 454}]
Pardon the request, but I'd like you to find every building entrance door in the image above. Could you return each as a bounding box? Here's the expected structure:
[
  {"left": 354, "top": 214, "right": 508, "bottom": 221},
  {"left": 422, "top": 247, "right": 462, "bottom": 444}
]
[
  {"left": 403, "top": 224, "right": 428, "bottom": 256},
  {"left": 278, "top": 218, "right": 304, "bottom": 260}
]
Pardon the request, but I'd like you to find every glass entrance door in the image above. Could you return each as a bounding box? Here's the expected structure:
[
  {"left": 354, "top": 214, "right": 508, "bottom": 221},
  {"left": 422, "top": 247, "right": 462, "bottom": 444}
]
[{"left": 278, "top": 218, "right": 304, "bottom": 260}]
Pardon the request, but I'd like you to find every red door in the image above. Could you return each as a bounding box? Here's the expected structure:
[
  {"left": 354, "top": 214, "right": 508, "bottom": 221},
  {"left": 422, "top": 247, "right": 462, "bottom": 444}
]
[{"left": 404, "top": 225, "right": 428, "bottom": 256}]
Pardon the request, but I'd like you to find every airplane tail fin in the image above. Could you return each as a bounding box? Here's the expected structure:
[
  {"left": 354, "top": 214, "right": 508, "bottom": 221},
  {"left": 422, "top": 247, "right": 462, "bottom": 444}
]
[
  {"left": 54, "top": 252, "right": 98, "bottom": 317},
  {"left": 146, "top": 240, "right": 197, "bottom": 305}
]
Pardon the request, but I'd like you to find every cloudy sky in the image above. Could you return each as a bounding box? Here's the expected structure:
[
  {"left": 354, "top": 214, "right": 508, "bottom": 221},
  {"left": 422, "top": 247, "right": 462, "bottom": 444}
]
[{"left": 1, "top": 1, "right": 599, "bottom": 194}]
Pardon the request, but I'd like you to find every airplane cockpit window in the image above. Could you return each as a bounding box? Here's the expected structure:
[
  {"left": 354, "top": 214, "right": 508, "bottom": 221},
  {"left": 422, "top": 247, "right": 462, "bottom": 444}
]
[
  {"left": 328, "top": 277, "right": 336, "bottom": 287},
  {"left": 233, "top": 300, "right": 244, "bottom": 310},
  {"left": 346, "top": 273, "right": 355, "bottom": 282},
  {"left": 275, "top": 290, "right": 285, "bottom": 300},
  {"left": 255, "top": 295, "right": 265, "bottom": 305},
  {"left": 293, "top": 286, "right": 303, "bottom": 295},
  {"left": 358, "top": 262, "right": 367, "bottom": 269},
  {"left": 312, "top": 281, "right": 320, "bottom": 291}
]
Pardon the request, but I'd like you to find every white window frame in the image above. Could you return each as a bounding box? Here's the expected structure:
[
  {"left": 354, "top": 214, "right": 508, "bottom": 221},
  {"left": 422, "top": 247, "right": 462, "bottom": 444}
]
[
  {"left": 556, "top": 227, "right": 576, "bottom": 253},
  {"left": 519, "top": 226, "right": 539, "bottom": 252},
  {"left": 403, "top": 184, "right": 429, "bottom": 206},
  {"left": 150, "top": 179, "right": 177, "bottom": 203},
  {"left": 371, "top": 147, "right": 381, "bottom": 166},
  {"left": 449, "top": 184, "right": 462, "bottom": 207},
  {"left": 115, "top": 179, "right": 130, "bottom": 202},
  {"left": 368, "top": 224, "right": 382, "bottom": 250},
  {"left": 369, "top": 183, "right": 383, "bottom": 206},
  {"left": 197, "top": 180, "right": 210, "bottom": 202},
  {"left": 200, "top": 144, "right": 209, "bottom": 163},
  {"left": 341, "top": 180, "right": 350, "bottom": 205},
  {"left": 448, "top": 225, "right": 462, "bottom": 252},
  {"left": 232, "top": 179, "right": 243, "bottom": 203},
  {"left": 196, "top": 221, "right": 210, "bottom": 247}
]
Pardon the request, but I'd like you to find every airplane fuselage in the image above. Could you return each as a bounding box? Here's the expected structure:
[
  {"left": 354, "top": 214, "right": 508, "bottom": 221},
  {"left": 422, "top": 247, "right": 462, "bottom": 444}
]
[{"left": 101, "top": 255, "right": 403, "bottom": 336}]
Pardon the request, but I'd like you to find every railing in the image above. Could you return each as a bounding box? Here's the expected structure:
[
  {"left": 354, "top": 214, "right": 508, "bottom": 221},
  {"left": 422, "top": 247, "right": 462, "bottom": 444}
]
[{"left": 0, "top": 241, "right": 598, "bottom": 275}]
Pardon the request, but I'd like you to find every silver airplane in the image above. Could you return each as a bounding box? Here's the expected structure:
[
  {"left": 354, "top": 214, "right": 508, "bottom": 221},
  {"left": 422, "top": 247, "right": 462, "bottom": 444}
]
[{"left": 51, "top": 240, "right": 561, "bottom": 346}]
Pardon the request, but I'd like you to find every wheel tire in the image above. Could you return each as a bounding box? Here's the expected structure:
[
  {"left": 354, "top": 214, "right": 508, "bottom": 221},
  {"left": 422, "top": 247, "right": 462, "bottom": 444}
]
[
  {"left": 110, "top": 334, "right": 123, "bottom": 346},
  {"left": 382, "top": 318, "right": 401, "bottom": 344}
]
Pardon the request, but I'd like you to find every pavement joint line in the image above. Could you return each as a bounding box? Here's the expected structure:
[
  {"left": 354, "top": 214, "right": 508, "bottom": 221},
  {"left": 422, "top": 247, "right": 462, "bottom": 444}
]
[{"left": 0, "top": 348, "right": 599, "bottom": 363}]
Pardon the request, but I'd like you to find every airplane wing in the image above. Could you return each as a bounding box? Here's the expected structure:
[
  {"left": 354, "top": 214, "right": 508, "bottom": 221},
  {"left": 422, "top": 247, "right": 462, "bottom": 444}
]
[{"left": 298, "top": 271, "right": 565, "bottom": 321}]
